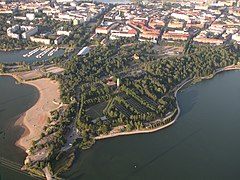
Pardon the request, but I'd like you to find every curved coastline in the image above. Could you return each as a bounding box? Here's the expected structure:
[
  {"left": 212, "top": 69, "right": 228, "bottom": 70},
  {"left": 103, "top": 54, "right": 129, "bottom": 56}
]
[
  {"left": 1, "top": 65, "right": 240, "bottom": 149},
  {"left": 15, "top": 113, "right": 31, "bottom": 151},
  {"left": 0, "top": 74, "right": 60, "bottom": 151},
  {"left": 95, "top": 65, "right": 240, "bottom": 140},
  {"left": 94, "top": 78, "right": 191, "bottom": 140},
  {"left": 15, "top": 78, "right": 60, "bottom": 151}
]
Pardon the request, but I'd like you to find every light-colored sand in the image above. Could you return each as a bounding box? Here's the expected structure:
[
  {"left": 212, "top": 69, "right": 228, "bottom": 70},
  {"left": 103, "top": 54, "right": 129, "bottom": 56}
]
[
  {"left": 15, "top": 78, "right": 60, "bottom": 151},
  {"left": 45, "top": 66, "right": 64, "bottom": 74},
  {"left": 12, "top": 65, "right": 240, "bottom": 149},
  {"left": 18, "top": 69, "right": 43, "bottom": 81}
]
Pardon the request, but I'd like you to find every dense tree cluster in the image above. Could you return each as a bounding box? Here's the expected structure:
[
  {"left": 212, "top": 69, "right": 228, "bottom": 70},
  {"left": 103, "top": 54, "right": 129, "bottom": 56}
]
[{"left": 58, "top": 40, "right": 239, "bottom": 139}]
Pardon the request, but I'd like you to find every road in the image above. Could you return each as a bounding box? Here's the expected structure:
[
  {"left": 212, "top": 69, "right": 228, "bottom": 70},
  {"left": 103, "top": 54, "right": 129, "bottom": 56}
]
[{"left": 43, "top": 167, "right": 52, "bottom": 180}]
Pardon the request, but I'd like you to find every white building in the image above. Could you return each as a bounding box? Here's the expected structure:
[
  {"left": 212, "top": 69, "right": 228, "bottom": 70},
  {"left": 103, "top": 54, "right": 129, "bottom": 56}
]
[
  {"left": 73, "top": 19, "right": 79, "bottom": 25},
  {"left": 77, "top": 46, "right": 91, "bottom": 56},
  {"left": 57, "top": 30, "right": 71, "bottom": 36},
  {"left": 7, "top": 25, "right": 38, "bottom": 40},
  {"left": 96, "top": 22, "right": 119, "bottom": 34},
  {"left": 232, "top": 33, "right": 240, "bottom": 43},
  {"left": 171, "top": 13, "right": 189, "bottom": 21},
  {"left": 110, "top": 25, "right": 137, "bottom": 40},
  {"left": 26, "top": 13, "right": 35, "bottom": 21},
  {"left": 14, "top": 16, "right": 27, "bottom": 20},
  {"left": 21, "top": 26, "right": 38, "bottom": 39},
  {"left": 30, "top": 36, "right": 51, "bottom": 44}
]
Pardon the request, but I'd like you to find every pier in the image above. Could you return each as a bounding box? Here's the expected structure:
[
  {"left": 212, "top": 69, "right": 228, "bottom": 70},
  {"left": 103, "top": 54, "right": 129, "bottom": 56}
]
[
  {"left": 23, "top": 46, "right": 59, "bottom": 59},
  {"left": 0, "top": 157, "right": 44, "bottom": 180}
]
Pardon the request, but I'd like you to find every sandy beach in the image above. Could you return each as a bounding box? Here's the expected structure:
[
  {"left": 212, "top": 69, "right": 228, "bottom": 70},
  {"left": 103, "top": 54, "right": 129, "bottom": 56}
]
[
  {"left": 11, "top": 65, "right": 240, "bottom": 149},
  {"left": 15, "top": 78, "right": 60, "bottom": 151}
]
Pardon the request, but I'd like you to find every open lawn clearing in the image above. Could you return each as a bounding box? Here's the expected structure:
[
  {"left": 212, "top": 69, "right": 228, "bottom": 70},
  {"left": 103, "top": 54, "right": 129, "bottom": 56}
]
[{"left": 86, "top": 101, "right": 108, "bottom": 120}]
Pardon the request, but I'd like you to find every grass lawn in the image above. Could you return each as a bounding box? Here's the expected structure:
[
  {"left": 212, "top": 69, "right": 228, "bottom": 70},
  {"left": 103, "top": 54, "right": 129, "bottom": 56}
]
[{"left": 86, "top": 101, "right": 108, "bottom": 120}]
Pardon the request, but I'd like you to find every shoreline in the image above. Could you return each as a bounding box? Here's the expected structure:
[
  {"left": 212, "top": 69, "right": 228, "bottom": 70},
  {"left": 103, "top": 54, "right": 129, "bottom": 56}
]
[
  {"left": 0, "top": 46, "right": 39, "bottom": 52},
  {"left": 0, "top": 73, "right": 22, "bottom": 82},
  {"left": 0, "top": 74, "right": 60, "bottom": 151},
  {"left": 1, "top": 65, "right": 240, "bottom": 150},
  {"left": 0, "top": 48, "right": 22, "bottom": 52},
  {"left": 15, "top": 78, "right": 60, "bottom": 151},
  {"left": 95, "top": 64, "right": 240, "bottom": 140},
  {"left": 95, "top": 78, "right": 192, "bottom": 140},
  {"left": 14, "top": 113, "right": 31, "bottom": 151}
]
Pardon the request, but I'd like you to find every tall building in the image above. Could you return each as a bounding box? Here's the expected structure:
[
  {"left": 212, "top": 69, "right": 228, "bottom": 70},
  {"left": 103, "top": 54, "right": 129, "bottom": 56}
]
[{"left": 117, "top": 78, "right": 120, "bottom": 87}]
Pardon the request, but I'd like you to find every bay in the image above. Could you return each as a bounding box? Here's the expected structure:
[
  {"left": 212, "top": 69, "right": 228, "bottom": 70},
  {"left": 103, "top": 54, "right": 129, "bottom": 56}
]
[{"left": 0, "top": 76, "right": 39, "bottom": 180}]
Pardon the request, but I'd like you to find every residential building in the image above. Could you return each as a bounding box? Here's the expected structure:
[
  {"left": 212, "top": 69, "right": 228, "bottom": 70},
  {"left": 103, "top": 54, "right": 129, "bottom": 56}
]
[
  {"left": 162, "top": 30, "right": 190, "bottom": 41},
  {"left": 7, "top": 25, "right": 38, "bottom": 40}
]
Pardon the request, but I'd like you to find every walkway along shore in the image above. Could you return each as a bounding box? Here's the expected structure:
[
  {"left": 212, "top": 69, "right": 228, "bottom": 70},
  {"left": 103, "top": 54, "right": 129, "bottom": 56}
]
[
  {"left": 95, "top": 78, "right": 192, "bottom": 140},
  {"left": 95, "top": 64, "right": 240, "bottom": 140},
  {"left": 1, "top": 65, "right": 240, "bottom": 143}
]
